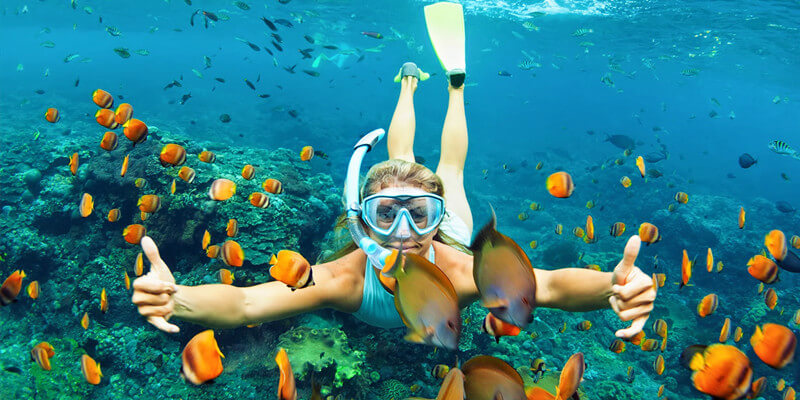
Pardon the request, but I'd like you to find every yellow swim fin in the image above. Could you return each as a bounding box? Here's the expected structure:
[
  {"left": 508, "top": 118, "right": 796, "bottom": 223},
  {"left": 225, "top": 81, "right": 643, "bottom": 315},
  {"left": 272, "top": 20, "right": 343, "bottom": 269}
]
[{"left": 424, "top": 2, "right": 466, "bottom": 74}]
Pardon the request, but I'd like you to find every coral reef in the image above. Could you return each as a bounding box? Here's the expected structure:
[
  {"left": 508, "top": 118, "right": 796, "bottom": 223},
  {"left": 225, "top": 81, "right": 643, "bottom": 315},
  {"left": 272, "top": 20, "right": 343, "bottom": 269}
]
[{"left": 275, "top": 326, "right": 366, "bottom": 388}]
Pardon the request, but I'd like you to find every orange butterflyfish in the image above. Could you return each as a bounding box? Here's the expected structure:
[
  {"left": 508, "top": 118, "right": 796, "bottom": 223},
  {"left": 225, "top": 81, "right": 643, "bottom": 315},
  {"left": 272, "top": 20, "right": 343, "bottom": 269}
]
[
  {"left": 80, "top": 312, "right": 89, "bottom": 329},
  {"left": 734, "top": 327, "right": 743, "bottom": 342},
  {"left": 635, "top": 155, "right": 645, "bottom": 177},
  {"left": 249, "top": 192, "right": 270, "bottom": 208},
  {"left": 546, "top": 171, "right": 574, "bottom": 198},
  {"left": 652, "top": 319, "right": 668, "bottom": 338},
  {"left": 575, "top": 320, "right": 592, "bottom": 331},
  {"left": 1, "top": 270, "right": 26, "bottom": 306},
  {"left": 120, "top": 154, "right": 129, "bottom": 177},
  {"left": 749, "top": 376, "right": 766, "bottom": 399},
  {"left": 654, "top": 273, "right": 666, "bottom": 287},
  {"left": 218, "top": 269, "right": 234, "bottom": 284},
  {"left": 226, "top": 219, "right": 238, "bottom": 237},
  {"left": 657, "top": 385, "right": 665, "bottom": 397},
  {"left": 585, "top": 215, "right": 594, "bottom": 241},
  {"left": 26, "top": 280, "right": 39, "bottom": 299},
  {"left": 679, "top": 249, "right": 693, "bottom": 288},
  {"left": 123, "top": 119, "right": 148, "bottom": 146},
  {"left": 134, "top": 252, "right": 144, "bottom": 276},
  {"left": 202, "top": 230, "right": 211, "bottom": 250},
  {"left": 747, "top": 254, "right": 779, "bottom": 283},
  {"left": 793, "top": 308, "right": 800, "bottom": 325},
  {"left": 638, "top": 222, "right": 660, "bottom": 245},
  {"left": 209, "top": 179, "right": 236, "bottom": 201},
  {"left": 784, "top": 387, "right": 796, "bottom": 400},
  {"left": 609, "top": 339, "right": 626, "bottom": 353},
  {"left": 653, "top": 354, "right": 665, "bottom": 375},
  {"left": 697, "top": 293, "right": 719, "bottom": 317},
  {"left": 92, "top": 88, "right": 114, "bottom": 108},
  {"left": 262, "top": 178, "right": 283, "bottom": 194},
  {"left": 719, "top": 318, "right": 731, "bottom": 342},
  {"left": 159, "top": 144, "right": 187, "bottom": 166},
  {"left": 45, "top": 107, "right": 60, "bottom": 123},
  {"left": 610, "top": 222, "right": 625, "bottom": 237},
  {"left": 170, "top": 179, "right": 176, "bottom": 195},
  {"left": 584, "top": 264, "right": 600, "bottom": 271},
  {"left": 178, "top": 166, "right": 196, "bottom": 183},
  {"left": 100, "top": 131, "right": 118, "bottom": 151},
  {"left": 114, "top": 103, "right": 133, "bottom": 125},
  {"left": 269, "top": 250, "right": 313, "bottom": 290},
  {"left": 99, "top": 288, "right": 108, "bottom": 313},
  {"left": 779, "top": 379, "right": 787, "bottom": 391},
  {"left": 31, "top": 342, "right": 55, "bottom": 371},
  {"left": 481, "top": 312, "right": 522, "bottom": 343},
  {"left": 750, "top": 323, "right": 796, "bottom": 369},
  {"left": 81, "top": 354, "right": 102, "bottom": 385},
  {"left": 124, "top": 272, "right": 130, "bottom": 290},
  {"left": 641, "top": 338, "right": 659, "bottom": 351},
  {"left": 620, "top": 176, "right": 632, "bottom": 188},
  {"left": 572, "top": 227, "right": 585, "bottom": 238},
  {"left": 123, "top": 224, "right": 146, "bottom": 244},
  {"left": 79, "top": 193, "right": 94, "bottom": 217},
  {"left": 206, "top": 245, "right": 221, "bottom": 259},
  {"left": 738, "top": 207, "right": 745, "bottom": 229},
  {"left": 140, "top": 211, "right": 149, "bottom": 221},
  {"left": 757, "top": 282, "right": 764, "bottom": 293},
  {"left": 555, "top": 223, "right": 563, "bottom": 235},
  {"left": 221, "top": 240, "right": 244, "bottom": 267},
  {"left": 629, "top": 330, "right": 646, "bottom": 346},
  {"left": 137, "top": 194, "right": 161, "bottom": 214},
  {"left": 764, "top": 288, "right": 778, "bottom": 310},
  {"left": 198, "top": 150, "right": 216, "bottom": 163},
  {"left": 134, "top": 178, "right": 147, "bottom": 188},
  {"left": 181, "top": 330, "right": 224, "bottom": 385},
  {"left": 790, "top": 235, "right": 800, "bottom": 249},
  {"left": 554, "top": 352, "right": 585, "bottom": 400},
  {"left": 684, "top": 344, "right": 752, "bottom": 400},
  {"left": 95, "top": 108, "right": 118, "bottom": 129},
  {"left": 706, "top": 248, "right": 714, "bottom": 272},
  {"left": 275, "top": 348, "right": 297, "bottom": 400},
  {"left": 300, "top": 145, "right": 314, "bottom": 161},
  {"left": 660, "top": 335, "right": 668, "bottom": 352},
  {"left": 69, "top": 152, "right": 79, "bottom": 175},
  {"left": 716, "top": 261, "right": 724, "bottom": 272},
  {"left": 241, "top": 164, "right": 255, "bottom": 180},
  {"left": 765, "top": 229, "right": 788, "bottom": 262},
  {"left": 674, "top": 191, "right": 689, "bottom": 204}
]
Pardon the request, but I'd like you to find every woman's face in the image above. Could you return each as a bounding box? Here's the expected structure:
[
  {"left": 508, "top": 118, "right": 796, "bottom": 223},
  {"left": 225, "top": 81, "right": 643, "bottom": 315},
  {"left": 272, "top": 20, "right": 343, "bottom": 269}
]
[{"left": 366, "top": 185, "right": 439, "bottom": 256}]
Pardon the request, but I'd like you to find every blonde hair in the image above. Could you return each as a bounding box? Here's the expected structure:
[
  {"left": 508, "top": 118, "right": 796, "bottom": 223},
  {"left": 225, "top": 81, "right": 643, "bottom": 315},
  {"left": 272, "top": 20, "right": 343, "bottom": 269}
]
[{"left": 323, "top": 159, "right": 469, "bottom": 262}]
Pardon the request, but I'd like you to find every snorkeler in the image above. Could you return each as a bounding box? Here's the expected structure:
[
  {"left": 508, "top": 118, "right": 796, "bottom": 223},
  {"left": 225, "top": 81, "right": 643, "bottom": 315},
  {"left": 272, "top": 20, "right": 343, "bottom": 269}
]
[{"left": 131, "top": 3, "right": 656, "bottom": 341}]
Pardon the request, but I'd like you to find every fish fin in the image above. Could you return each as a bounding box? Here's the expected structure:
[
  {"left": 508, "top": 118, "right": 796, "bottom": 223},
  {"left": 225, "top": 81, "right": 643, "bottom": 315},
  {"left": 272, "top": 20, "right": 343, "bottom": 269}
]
[
  {"left": 469, "top": 204, "right": 498, "bottom": 253},
  {"left": 404, "top": 331, "right": 426, "bottom": 344}
]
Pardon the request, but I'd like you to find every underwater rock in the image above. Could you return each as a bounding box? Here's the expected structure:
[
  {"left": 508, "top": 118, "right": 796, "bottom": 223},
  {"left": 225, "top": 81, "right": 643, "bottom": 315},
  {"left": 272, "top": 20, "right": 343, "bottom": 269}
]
[
  {"left": 541, "top": 240, "right": 580, "bottom": 267},
  {"left": 23, "top": 168, "right": 43, "bottom": 190}
]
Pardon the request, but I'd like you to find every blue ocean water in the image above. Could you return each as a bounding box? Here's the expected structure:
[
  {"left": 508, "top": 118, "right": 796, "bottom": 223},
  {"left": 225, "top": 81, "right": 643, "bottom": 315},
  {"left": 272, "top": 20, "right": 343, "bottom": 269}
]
[{"left": 1, "top": 0, "right": 799, "bottom": 399}]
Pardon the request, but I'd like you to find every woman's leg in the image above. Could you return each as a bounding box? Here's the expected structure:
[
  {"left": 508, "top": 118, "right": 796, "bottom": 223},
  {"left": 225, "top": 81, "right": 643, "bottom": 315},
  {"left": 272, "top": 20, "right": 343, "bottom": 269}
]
[
  {"left": 387, "top": 76, "right": 418, "bottom": 163},
  {"left": 436, "top": 85, "right": 472, "bottom": 232}
]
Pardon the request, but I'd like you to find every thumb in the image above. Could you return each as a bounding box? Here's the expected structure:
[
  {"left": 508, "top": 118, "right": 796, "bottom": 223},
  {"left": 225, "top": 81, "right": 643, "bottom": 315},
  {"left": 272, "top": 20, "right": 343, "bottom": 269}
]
[
  {"left": 141, "top": 236, "right": 173, "bottom": 280},
  {"left": 615, "top": 235, "right": 641, "bottom": 285},
  {"left": 147, "top": 316, "right": 180, "bottom": 333}
]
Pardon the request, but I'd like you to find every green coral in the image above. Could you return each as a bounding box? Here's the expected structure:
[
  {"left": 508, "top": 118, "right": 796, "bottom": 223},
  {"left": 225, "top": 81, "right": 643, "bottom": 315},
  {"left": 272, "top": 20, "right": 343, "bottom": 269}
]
[
  {"left": 377, "top": 378, "right": 411, "bottom": 400},
  {"left": 276, "top": 326, "right": 365, "bottom": 388}
]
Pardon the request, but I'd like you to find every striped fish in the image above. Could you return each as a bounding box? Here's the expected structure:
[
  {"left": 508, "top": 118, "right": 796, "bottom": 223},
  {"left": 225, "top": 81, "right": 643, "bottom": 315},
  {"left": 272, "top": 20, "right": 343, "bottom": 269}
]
[{"left": 768, "top": 140, "right": 800, "bottom": 160}]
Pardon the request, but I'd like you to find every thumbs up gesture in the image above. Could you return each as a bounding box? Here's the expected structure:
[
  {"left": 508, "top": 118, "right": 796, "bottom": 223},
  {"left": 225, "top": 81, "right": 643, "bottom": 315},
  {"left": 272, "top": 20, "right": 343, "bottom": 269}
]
[
  {"left": 610, "top": 235, "right": 656, "bottom": 339},
  {"left": 131, "top": 236, "right": 180, "bottom": 333}
]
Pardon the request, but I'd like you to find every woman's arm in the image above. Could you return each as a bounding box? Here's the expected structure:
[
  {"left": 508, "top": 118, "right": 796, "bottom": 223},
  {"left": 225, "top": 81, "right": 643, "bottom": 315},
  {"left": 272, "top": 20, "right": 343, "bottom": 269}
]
[
  {"left": 133, "top": 236, "right": 364, "bottom": 332},
  {"left": 534, "top": 268, "right": 613, "bottom": 311}
]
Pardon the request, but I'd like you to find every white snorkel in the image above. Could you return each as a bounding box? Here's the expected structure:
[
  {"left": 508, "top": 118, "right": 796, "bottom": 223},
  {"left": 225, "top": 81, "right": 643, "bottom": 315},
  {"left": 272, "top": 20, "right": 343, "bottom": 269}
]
[{"left": 345, "top": 128, "right": 394, "bottom": 271}]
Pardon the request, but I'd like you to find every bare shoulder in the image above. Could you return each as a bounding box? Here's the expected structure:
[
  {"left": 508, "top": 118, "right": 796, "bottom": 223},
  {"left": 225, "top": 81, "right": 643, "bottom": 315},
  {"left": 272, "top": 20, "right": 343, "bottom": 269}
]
[{"left": 432, "top": 241, "right": 473, "bottom": 279}]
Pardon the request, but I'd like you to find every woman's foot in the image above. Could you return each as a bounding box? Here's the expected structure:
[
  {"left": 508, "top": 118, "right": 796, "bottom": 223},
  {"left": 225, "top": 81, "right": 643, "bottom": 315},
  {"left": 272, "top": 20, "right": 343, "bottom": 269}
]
[
  {"left": 446, "top": 68, "right": 466, "bottom": 89},
  {"left": 394, "top": 62, "right": 430, "bottom": 84}
]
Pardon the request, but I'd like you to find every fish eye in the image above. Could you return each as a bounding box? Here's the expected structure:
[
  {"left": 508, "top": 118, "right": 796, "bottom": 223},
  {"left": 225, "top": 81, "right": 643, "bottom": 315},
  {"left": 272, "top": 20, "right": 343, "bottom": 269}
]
[
  {"left": 447, "top": 320, "right": 456, "bottom": 330},
  {"left": 521, "top": 297, "right": 529, "bottom": 306}
]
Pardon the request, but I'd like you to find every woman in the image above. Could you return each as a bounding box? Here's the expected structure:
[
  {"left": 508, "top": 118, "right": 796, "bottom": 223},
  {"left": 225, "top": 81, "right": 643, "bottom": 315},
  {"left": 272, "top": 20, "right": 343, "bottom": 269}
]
[{"left": 132, "top": 64, "right": 656, "bottom": 340}]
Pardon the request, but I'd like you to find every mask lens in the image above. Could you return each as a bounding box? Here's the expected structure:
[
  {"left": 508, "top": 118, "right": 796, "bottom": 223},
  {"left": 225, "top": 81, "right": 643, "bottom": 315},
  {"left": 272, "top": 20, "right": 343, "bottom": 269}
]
[{"left": 362, "top": 194, "right": 444, "bottom": 236}]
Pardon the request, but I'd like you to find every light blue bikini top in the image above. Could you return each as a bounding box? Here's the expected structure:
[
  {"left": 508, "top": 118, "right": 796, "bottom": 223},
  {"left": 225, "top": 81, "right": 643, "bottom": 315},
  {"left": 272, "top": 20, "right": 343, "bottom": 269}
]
[{"left": 351, "top": 246, "right": 435, "bottom": 329}]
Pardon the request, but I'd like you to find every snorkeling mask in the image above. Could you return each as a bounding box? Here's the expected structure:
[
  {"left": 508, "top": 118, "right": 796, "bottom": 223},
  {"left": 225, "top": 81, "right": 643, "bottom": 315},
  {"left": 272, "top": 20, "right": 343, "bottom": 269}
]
[{"left": 344, "top": 129, "right": 444, "bottom": 270}]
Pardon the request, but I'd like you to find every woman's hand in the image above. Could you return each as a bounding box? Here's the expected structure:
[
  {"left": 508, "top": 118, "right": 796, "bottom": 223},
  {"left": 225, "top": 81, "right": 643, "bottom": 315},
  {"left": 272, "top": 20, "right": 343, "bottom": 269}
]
[
  {"left": 131, "top": 236, "right": 180, "bottom": 333},
  {"left": 610, "top": 235, "right": 656, "bottom": 339}
]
